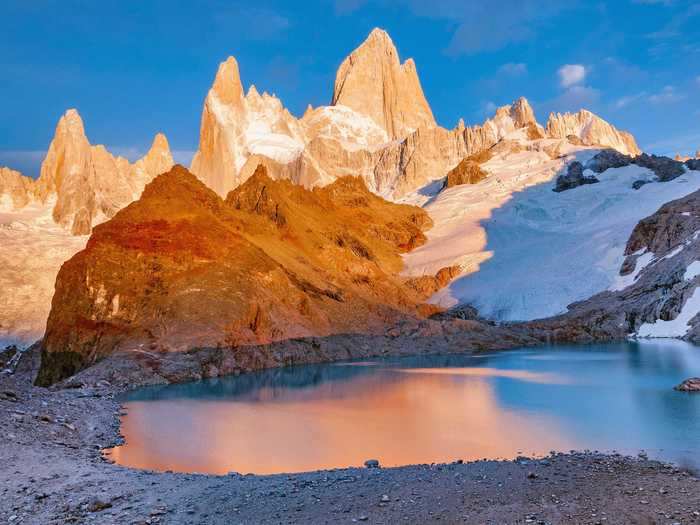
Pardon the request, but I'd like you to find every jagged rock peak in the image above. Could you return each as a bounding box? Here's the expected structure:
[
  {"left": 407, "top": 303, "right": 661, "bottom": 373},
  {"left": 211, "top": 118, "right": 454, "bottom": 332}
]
[
  {"left": 211, "top": 56, "right": 245, "bottom": 107},
  {"left": 143, "top": 132, "right": 172, "bottom": 166},
  {"left": 510, "top": 97, "right": 537, "bottom": 128},
  {"left": 131, "top": 132, "right": 175, "bottom": 186},
  {"left": 0, "top": 167, "right": 37, "bottom": 209},
  {"left": 32, "top": 109, "right": 174, "bottom": 235},
  {"left": 37, "top": 108, "right": 93, "bottom": 220},
  {"left": 191, "top": 56, "right": 306, "bottom": 198},
  {"left": 331, "top": 27, "right": 436, "bottom": 139},
  {"left": 546, "top": 109, "right": 641, "bottom": 156}
]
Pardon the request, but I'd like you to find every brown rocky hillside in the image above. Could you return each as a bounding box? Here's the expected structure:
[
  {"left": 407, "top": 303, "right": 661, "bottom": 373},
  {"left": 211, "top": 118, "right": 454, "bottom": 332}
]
[{"left": 37, "top": 165, "right": 437, "bottom": 385}]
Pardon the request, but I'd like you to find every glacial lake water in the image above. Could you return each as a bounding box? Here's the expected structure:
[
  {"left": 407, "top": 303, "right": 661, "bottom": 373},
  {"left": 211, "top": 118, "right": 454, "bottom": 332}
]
[{"left": 105, "top": 341, "right": 700, "bottom": 475}]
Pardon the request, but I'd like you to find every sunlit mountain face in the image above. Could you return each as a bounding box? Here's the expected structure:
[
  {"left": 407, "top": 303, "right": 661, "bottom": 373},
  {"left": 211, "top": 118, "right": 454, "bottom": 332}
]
[{"left": 3, "top": 5, "right": 700, "bottom": 525}]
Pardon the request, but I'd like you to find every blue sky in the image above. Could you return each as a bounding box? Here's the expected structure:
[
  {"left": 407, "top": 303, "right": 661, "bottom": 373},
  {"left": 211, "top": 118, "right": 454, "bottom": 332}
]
[{"left": 1, "top": 0, "right": 699, "bottom": 177}]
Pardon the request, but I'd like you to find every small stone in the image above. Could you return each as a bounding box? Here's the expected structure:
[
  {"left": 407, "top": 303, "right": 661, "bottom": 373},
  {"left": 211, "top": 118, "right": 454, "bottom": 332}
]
[
  {"left": 358, "top": 516, "right": 368, "bottom": 521},
  {"left": 364, "top": 459, "right": 380, "bottom": 469},
  {"left": 380, "top": 495, "right": 390, "bottom": 503},
  {"left": 527, "top": 472, "right": 538, "bottom": 479},
  {"left": 87, "top": 497, "right": 112, "bottom": 512}
]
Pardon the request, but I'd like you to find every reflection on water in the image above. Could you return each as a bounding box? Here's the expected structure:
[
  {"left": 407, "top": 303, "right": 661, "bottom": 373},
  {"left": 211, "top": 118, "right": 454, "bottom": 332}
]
[{"left": 106, "top": 341, "right": 700, "bottom": 475}]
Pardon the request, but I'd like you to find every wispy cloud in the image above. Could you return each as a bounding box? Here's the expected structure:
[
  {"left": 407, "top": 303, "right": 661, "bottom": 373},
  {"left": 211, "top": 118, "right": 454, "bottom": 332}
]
[
  {"left": 645, "top": 131, "right": 700, "bottom": 157},
  {"left": 480, "top": 101, "right": 499, "bottom": 117},
  {"left": 613, "top": 92, "right": 648, "bottom": 109},
  {"left": 648, "top": 85, "right": 685, "bottom": 104},
  {"left": 498, "top": 62, "right": 528, "bottom": 76},
  {"left": 558, "top": 64, "right": 587, "bottom": 87},
  {"left": 557, "top": 85, "right": 600, "bottom": 111}
]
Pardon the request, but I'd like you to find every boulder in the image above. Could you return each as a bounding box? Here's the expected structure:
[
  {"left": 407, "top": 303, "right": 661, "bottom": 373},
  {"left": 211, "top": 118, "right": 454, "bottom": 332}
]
[
  {"left": 633, "top": 153, "right": 686, "bottom": 182},
  {"left": 585, "top": 149, "right": 633, "bottom": 173},
  {"left": 674, "top": 378, "right": 700, "bottom": 392},
  {"left": 442, "top": 158, "right": 488, "bottom": 189},
  {"left": 553, "top": 161, "right": 599, "bottom": 192}
]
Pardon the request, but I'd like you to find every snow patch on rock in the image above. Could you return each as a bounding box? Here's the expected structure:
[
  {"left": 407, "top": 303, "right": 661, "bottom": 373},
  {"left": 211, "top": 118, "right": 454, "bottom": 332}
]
[
  {"left": 610, "top": 250, "right": 654, "bottom": 291},
  {"left": 637, "top": 287, "right": 700, "bottom": 338},
  {"left": 685, "top": 261, "right": 700, "bottom": 281}
]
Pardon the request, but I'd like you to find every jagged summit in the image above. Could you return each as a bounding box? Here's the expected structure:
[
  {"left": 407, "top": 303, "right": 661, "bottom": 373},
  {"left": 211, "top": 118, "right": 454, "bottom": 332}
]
[
  {"left": 32, "top": 109, "right": 174, "bottom": 234},
  {"left": 510, "top": 97, "right": 537, "bottom": 128},
  {"left": 211, "top": 56, "right": 245, "bottom": 107},
  {"left": 331, "top": 27, "right": 436, "bottom": 139},
  {"left": 546, "top": 109, "right": 640, "bottom": 156},
  {"left": 190, "top": 56, "right": 306, "bottom": 197}
]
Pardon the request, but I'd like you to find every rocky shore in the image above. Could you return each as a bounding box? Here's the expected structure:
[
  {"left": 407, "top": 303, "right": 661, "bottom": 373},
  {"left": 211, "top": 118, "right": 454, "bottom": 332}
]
[{"left": 2, "top": 346, "right": 700, "bottom": 524}]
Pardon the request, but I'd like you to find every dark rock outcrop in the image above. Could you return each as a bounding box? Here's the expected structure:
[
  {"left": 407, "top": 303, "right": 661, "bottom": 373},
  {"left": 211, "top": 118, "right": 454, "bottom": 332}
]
[
  {"left": 586, "top": 150, "right": 633, "bottom": 173},
  {"left": 634, "top": 153, "right": 686, "bottom": 182},
  {"left": 553, "top": 161, "right": 599, "bottom": 192},
  {"left": 585, "top": 149, "right": 689, "bottom": 185},
  {"left": 686, "top": 159, "right": 700, "bottom": 171},
  {"left": 675, "top": 378, "right": 700, "bottom": 392},
  {"left": 429, "top": 304, "right": 481, "bottom": 322}
]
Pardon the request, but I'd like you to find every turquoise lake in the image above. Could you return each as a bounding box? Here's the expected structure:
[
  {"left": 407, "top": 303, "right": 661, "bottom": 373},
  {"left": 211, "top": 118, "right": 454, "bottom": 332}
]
[{"left": 106, "top": 341, "right": 700, "bottom": 475}]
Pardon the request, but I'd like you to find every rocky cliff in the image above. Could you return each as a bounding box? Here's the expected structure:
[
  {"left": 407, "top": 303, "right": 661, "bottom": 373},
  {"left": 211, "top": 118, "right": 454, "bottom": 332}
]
[
  {"left": 0, "top": 167, "right": 37, "bottom": 209},
  {"left": 546, "top": 110, "right": 640, "bottom": 156},
  {"left": 3, "top": 109, "right": 174, "bottom": 235},
  {"left": 37, "top": 164, "right": 439, "bottom": 385},
  {"left": 190, "top": 57, "right": 306, "bottom": 197},
  {"left": 189, "top": 30, "right": 556, "bottom": 201},
  {"left": 331, "top": 28, "right": 436, "bottom": 139}
]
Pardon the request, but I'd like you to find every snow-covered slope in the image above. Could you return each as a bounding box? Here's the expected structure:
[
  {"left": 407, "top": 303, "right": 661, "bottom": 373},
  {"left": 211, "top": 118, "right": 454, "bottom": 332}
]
[
  {"left": 0, "top": 197, "right": 88, "bottom": 347},
  {"left": 402, "top": 140, "right": 700, "bottom": 321}
]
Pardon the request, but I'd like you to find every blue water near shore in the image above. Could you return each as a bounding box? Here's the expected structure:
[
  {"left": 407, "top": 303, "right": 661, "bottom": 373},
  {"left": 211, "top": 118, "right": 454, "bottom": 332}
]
[{"left": 107, "top": 340, "right": 700, "bottom": 475}]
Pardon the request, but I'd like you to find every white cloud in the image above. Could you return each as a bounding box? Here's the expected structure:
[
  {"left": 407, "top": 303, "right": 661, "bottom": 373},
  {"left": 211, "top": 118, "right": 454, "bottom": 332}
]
[
  {"left": 558, "top": 64, "right": 587, "bottom": 88},
  {"left": 648, "top": 85, "right": 685, "bottom": 104},
  {"left": 498, "top": 62, "right": 528, "bottom": 76}
]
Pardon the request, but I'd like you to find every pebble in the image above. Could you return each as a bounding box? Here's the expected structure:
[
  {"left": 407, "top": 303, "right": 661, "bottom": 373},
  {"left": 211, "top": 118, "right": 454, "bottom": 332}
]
[{"left": 364, "top": 459, "right": 380, "bottom": 469}]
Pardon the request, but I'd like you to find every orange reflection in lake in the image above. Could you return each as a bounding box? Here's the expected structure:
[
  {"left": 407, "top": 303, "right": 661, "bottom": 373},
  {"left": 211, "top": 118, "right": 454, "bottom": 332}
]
[{"left": 106, "top": 366, "right": 577, "bottom": 475}]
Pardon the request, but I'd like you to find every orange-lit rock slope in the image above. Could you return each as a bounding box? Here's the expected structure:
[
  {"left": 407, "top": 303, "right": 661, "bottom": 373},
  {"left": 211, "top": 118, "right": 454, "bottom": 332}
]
[{"left": 37, "top": 164, "right": 436, "bottom": 384}]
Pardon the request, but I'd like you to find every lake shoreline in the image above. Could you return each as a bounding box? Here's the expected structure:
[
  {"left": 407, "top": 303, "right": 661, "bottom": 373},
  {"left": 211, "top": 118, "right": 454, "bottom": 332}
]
[{"left": 2, "top": 345, "right": 700, "bottom": 523}]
